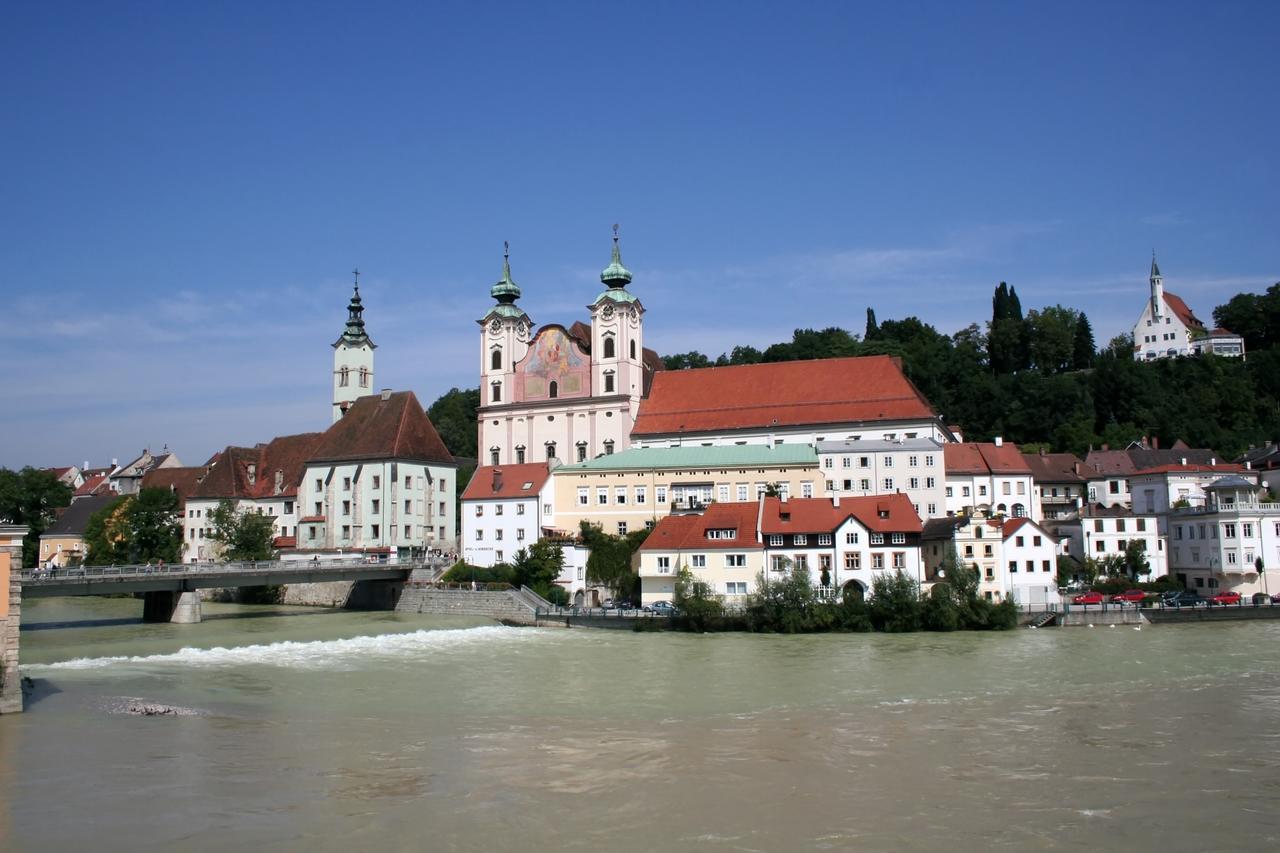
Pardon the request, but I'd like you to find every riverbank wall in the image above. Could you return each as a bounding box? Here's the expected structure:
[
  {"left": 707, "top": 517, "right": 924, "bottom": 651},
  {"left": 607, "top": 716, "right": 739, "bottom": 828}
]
[
  {"left": 1145, "top": 606, "right": 1280, "bottom": 625},
  {"left": 395, "top": 587, "right": 538, "bottom": 624},
  {"left": 1059, "top": 609, "right": 1147, "bottom": 627}
]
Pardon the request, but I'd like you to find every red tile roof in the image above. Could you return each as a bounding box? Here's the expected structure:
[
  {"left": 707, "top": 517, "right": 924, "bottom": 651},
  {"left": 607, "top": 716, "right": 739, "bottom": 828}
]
[
  {"left": 272, "top": 535, "right": 297, "bottom": 548},
  {"left": 309, "top": 391, "right": 454, "bottom": 465},
  {"left": 1131, "top": 463, "right": 1248, "bottom": 476},
  {"left": 1162, "top": 292, "right": 1205, "bottom": 331},
  {"left": 944, "top": 442, "right": 1032, "bottom": 475},
  {"left": 1021, "top": 451, "right": 1086, "bottom": 483},
  {"left": 141, "top": 466, "right": 206, "bottom": 505},
  {"left": 461, "top": 463, "right": 553, "bottom": 501},
  {"left": 192, "top": 433, "right": 324, "bottom": 500},
  {"left": 633, "top": 355, "right": 937, "bottom": 436},
  {"left": 639, "top": 502, "right": 762, "bottom": 552},
  {"left": 73, "top": 474, "right": 111, "bottom": 497},
  {"left": 762, "top": 493, "right": 922, "bottom": 534}
]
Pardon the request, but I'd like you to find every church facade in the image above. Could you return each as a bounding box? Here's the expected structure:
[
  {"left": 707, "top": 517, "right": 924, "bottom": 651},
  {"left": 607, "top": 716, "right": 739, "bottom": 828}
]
[{"left": 475, "top": 232, "right": 662, "bottom": 467}]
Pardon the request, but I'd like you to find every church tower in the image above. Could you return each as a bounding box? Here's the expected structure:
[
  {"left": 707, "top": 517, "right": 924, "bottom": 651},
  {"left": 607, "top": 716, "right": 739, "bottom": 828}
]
[
  {"left": 332, "top": 270, "right": 376, "bottom": 423},
  {"left": 477, "top": 243, "right": 533, "bottom": 455},
  {"left": 1149, "top": 252, "right": 1164, "bottom": 322},
  {"left": 589, "top": 225, "right": 645, "bottom": 405}
]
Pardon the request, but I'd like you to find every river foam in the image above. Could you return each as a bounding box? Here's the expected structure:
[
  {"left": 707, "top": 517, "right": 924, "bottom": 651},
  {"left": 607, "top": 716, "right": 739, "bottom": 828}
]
[{"left": 28, "top": 625, "right": 550, "bottom": 672}]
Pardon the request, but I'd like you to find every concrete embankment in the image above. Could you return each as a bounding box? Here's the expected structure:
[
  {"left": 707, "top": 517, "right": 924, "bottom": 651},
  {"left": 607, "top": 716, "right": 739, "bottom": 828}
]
[
  {"left": 395, "top": 586, "right": 539, "bottom": 624},
  {"left": 1058, "top": 608, "right": 1147, "bottom": 627},
  {"left": 1145, "top": 606, "right": 1280, "bottom": 625}
]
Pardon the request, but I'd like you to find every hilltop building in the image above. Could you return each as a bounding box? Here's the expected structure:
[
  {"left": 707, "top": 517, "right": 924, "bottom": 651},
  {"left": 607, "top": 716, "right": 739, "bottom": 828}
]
[{"left": 1132, "top": 255, "right": 1244, "bottom": 361}]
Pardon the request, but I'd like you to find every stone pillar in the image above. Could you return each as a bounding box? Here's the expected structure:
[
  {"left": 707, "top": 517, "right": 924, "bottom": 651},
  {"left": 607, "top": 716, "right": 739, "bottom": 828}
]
[
  {"left": 0, "top": 525, "right": 28, "bottom": 715},
  {"left": 142, "top": 589, "right": 203, "bottom": 624}
]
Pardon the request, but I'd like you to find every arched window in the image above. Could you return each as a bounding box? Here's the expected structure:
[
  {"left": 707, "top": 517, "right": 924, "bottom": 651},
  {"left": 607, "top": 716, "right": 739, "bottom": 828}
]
[
  {"left": 339, "top": 366, "right": 350, "bottom": 387},
  {"left": 1012, "top": 503, "right": 1027, "bottom": 518},
  {"left": 491, "top": 381, "right": 501, "bottom": 403},
  {"left": 545, "top": 441, "right": 557, "bottom": 461},
  {"left": 630, "top": 340, "right": 636, "bottom": 359},
  {"left": 604, "top": 370, "right": 615, "bottom": 393},
  {"left": 576, "top": 442, "right": 588, "bottom": 462},
  {"left": 491, "top": 348, "right": 502, "bottom": 371},
  {"left": 549, "top": 380, "right": 558, "bottom": 398},
  {"left": 603, "top": 335, "right": 615, "bottom": 359},
  {"left": 358, "top": 367, "right": 369, "bottom": 388},
  {"left": 515, "top": 445, "right": 526, "bottom": 464},
  {"left": 603, "top": 440, "right": 615, "bottom": 456},
  {"left": 490, "top": 447, "right": 500, "bottom": 465}
]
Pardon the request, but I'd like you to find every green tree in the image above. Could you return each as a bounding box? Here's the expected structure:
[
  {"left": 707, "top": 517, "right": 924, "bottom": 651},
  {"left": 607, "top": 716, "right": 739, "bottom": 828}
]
[
  {"left": 207, "top": 499, "right": 276, "bottom": 561},
  {"left": 127, "top": 487, "right": 182, "bottom": 563},
  {"left": 866, "top": 570, "right": 922, "bottom": 632},
  {"left": 83, "top": 496, "right": 131, "bottom": 565},
  {"left": 1121, "top": 539, "right": 1151, "bottom": 579},
  {"left": 1072, "top": 313, "right": 1096, "bottom": 369},
  {"left": 1026, "top": 305, "right": 1080, "bottom": 373},
  {"left": 663, "top": 351, "right": 713, "bottom": 370},
  {"left": 673, "top": 565, "right": 724, "bottom": 631},
  {"left": 865, "top": 307, "right": 880, "bottom": 341},
  {"left": 427, "top": 387, "right": 481, "bottom": 460},
  {"left": 509, "top": 539, "right": 567, "bottom": 603},
  {"left": 0, "top": 467, "right": 74, "bottom": 567},
  {"left": 580, "top": 521, "right": 648, "bottom": 601}
]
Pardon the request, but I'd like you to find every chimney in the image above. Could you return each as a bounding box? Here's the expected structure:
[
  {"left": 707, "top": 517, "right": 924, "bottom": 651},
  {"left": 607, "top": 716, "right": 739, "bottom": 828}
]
[
  {"left": 1181, "top": 457, "right": 1187, "bottom": 466},
  {"left": 492, "top": 468, "right": 503, "bottom": 493},
  {"left": 833, "top": 495, "right": 840, "bottom": 508},
  {"left": 381, "top": 388, "right": 392, "bottom": 401},
  {"left": 1040, "top": 447, "right": 1046, "bottom": 456},
  {"left": 1246, "top": 461, "right": 1252, "bottom": 470},
  {"left": 993, "top": 436, "right": 1003, "bottom": 447},
  {"left": 1210, "top": 457, "right": 1216, "bottom": 466},
  {"left": 246, "top": 463, "right": 256, "bottom": 486},
  {"left": 83, "top": 460, "right": 89, "bottom": 470}
]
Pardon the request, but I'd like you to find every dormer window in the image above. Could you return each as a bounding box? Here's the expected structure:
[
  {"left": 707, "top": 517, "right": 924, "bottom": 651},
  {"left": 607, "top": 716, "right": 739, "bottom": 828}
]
[
  {"left": 603, "top": 440, "right": 614, "bottom": 456},
  {"left": 515, "top": 445, "right": 526, "bottom": 464}
]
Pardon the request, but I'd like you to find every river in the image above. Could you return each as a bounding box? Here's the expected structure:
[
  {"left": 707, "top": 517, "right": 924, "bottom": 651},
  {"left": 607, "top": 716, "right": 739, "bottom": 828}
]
[{"left": 3, "top": 597, "right": 1278, "bottom": 852}]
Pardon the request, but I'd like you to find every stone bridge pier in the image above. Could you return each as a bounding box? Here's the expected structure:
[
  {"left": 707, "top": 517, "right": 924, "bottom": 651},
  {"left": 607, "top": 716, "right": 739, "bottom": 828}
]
[{"left": 142, "top": 590, "right": 202, "bottom": 624}]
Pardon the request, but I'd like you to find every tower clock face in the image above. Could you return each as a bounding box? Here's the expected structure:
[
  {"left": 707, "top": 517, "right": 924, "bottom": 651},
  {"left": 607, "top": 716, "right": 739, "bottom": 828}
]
[
  {"left": 629, "top": 306, "right": 640, "bottom": 325},
  {"left": 490, "top": 318, "right": 502, "bottom": 333},
  {"left": 602, "top": 304, "right": 615, "bottom": 320},
  {"left": 517, "top": 322, "right": 527, "bottom": 337}
]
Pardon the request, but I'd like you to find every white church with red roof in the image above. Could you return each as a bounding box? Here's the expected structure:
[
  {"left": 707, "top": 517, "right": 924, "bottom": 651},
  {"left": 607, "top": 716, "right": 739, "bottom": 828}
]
[{"left": 1132, "top": 254, "right": 1245, "bottom": 361}]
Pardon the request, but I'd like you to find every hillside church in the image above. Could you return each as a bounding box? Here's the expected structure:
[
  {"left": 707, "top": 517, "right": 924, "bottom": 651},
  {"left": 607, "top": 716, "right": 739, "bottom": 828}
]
[{"left": 476, "top": 230, "right": 663, "bottom": 467}]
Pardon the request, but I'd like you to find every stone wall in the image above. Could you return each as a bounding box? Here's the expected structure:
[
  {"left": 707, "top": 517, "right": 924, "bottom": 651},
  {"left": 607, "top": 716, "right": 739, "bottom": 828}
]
[
  {"left": 1, "top": 530, "right": 26, "bottom": 714},
  {"left": 281, "top": 581, "right": 356, "bottom": 607},
  {"left": 395, "top": 587, "right": 537, "bottom": 624}
]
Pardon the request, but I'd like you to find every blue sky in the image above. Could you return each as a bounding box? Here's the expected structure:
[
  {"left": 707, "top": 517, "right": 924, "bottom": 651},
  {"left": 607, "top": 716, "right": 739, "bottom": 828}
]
[{"left": 2, "top": 1, "right": 1277, "bottom": 469}]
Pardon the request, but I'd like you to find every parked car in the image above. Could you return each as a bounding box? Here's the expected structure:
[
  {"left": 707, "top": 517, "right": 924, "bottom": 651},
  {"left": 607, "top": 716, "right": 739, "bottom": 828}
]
[
  {"left": 1163, "top": 590, "right": 1207, "bottom": 608},
  {"left": 1253, "top": 593, "right": 1272, "bottom": 605},
  {"left": 1111, "top": 589, "right": 1147, "bottom": 604},
  {"left": 1073, "top": 591, "right": 1105, "bottom": 605},
  {"left": 644, "top": 600, "right": 677, "bottom": 616},
  {"left": 1209, "top": 591, "right": 1242, "bottom": 606}
]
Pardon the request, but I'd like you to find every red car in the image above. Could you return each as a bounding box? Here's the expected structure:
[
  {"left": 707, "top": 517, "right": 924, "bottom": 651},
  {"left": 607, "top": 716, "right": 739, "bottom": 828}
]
[
  {"left": 1073, "top": 591, "right": 1105, "bottom": 605},
  {"left": 1209, "top": 591, "right": 1242, "bottom": 606},
  {"left": 1111, "top": 589, "right": 1147, "bottom": 604}
]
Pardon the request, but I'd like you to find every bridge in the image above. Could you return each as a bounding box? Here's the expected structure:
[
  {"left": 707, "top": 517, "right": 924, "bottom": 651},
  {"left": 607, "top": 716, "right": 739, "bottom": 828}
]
[{"left": 18, "top": 559, "right": 428, "bottom": 623}]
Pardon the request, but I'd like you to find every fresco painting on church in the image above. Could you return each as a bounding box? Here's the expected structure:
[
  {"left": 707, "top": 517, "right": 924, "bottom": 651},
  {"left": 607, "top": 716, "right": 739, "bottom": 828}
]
[{"left": 518, "top": 327, "right": 589, "bottom": 401}]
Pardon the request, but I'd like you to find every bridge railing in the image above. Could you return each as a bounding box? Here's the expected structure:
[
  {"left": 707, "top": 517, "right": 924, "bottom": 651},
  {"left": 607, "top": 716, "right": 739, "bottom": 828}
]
[{"left": 20, "top": 557, "right": 427, "bottom": 583}]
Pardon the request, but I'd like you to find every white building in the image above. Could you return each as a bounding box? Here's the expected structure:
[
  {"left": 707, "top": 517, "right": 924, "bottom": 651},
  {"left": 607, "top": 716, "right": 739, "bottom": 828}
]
[
  {"left": 1132, "top": 255, "right": 1244, "bottom": 361},
  {"left": 637, "top": 494, "right": 924, "bottom": 606},
  {"left": 297, "top": 390, "right": 457, "bottom": 556},
  {"left": 460, "top": 462, "right": 555, "bottom": 567},
  {"left": 817, "top": 437, "right": 945, "bottom": 521},
  {"left": 1128, "top": 463, "right": 1259, "bottom": 514},
  {"left": 333, "top": 273, "right": 376, "bottom": 423},
  {"left": 1167, "top": 477, "right": 1280, "bottom": 597},
  {"left": 943, "top": 440, "right": 1039, "bottom": 519},
  {"left": 1059, "top": 504, "right": 1168, "bottom": 579},
  {"left": 922, "top": 512, "right": 1061, "bottom": 605}
]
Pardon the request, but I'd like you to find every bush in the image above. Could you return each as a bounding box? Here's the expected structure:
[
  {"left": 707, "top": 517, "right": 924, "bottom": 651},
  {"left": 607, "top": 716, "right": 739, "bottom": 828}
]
[
  {"left": 867, "top": 571, "right": 922, "bottom": 632},
  {"left": 535, "top": 583, "right": 569, "bottom": 606},
  {"left": 441, "top": 561, "right": 513, "bottom": 585}
]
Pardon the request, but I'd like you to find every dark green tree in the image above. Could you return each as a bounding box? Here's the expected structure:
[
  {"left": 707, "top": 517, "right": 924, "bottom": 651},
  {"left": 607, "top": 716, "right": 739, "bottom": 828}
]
[
  {"left": 866, "top": 570, "right": 922, "bottom": 632},
  {"left": 1072, "top": 313, "right": 1096, "bottom": 369},
  {"left": 82, "top": 496, "right": 131, "bottom": 565},
  {"left": 865, "top": 307, "right": 880, "bottom": 341},
  {"left": 0, "top": 467, "right": 74, "bottom": 567},
  {"left": 673, "top": 565, "right": 724, "bottom": 631},
  {"left": 207, "top": 499, "right": 276, "bottom": 561},
  {"left": 509, "top": 539, "right": 567, "bottom": 603},
  {"left": 127, "top": 487, "right": 182, "bottom": 563},
  {"left": 663, "top": 351, "right": 713, "bottom": 370},
  {"left": 427, "top": 387, "right": 480, "bottom": 460}
]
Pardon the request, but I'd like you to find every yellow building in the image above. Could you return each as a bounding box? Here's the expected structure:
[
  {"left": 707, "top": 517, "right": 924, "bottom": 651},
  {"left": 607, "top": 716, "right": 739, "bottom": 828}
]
[
  {"left": 551, "top": 444, "right": 822, "bottom": 537},
  {"left": 37, "top": 494, "right": 120, "bottom": 568}
]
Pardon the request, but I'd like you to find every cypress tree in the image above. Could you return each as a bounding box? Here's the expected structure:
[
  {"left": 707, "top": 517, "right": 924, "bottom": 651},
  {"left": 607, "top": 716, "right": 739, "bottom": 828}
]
[
  {"left": 1072, "top": 313, "right": 1096, "bottom": 369},
  {"left": 865, "top": 307, "right": 879, "bottom": 341}
]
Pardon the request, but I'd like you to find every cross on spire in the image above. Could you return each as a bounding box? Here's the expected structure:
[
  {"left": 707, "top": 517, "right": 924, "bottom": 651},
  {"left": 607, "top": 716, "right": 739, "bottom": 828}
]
[{"left": 352, "top": 267, "right": 361, "bottom": 293}]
